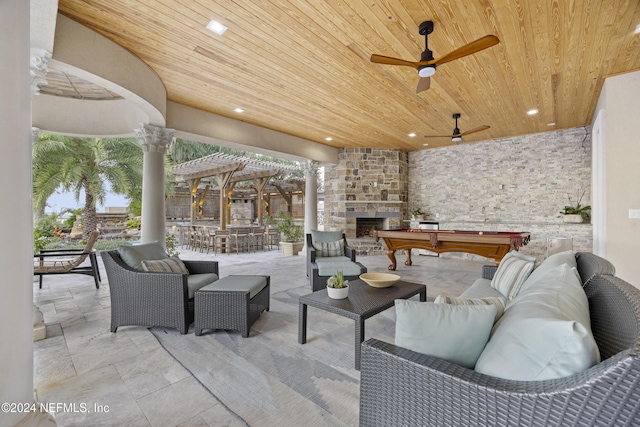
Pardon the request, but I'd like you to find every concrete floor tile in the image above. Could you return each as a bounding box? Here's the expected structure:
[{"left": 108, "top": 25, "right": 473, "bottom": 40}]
[{"left": 136, "top": 377, "right": 218, "bottom": 427}]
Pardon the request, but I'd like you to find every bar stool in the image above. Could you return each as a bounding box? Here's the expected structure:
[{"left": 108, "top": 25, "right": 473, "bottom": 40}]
[{"left": 213, "top": 230, "right": 229, "bottom": 255}]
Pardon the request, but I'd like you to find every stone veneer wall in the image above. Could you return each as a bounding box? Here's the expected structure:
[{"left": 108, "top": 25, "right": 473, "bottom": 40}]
[
  {"left": 324, "top": 148, "right": 408, "bottom": 253},
  {"left": 409, "top": 127, "right": 593, "bottom": 261}
]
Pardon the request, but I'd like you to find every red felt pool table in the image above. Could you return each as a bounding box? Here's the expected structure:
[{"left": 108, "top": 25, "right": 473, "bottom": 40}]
[{"left": 374, "top": 229, "right": 531, "bottom": 271}]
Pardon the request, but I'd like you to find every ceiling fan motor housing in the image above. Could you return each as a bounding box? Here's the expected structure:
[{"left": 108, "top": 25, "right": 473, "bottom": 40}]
[{"left": 418, "top": 20, "right": 435, "bottom": 76}]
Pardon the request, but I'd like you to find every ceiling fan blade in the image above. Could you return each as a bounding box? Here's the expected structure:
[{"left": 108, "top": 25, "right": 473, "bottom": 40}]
[
  {"left": 424, "top": 134, "right": 454, "bottom": 138},
  {"left": 416, "top": 77, "right": 431, "bottom": 93},
  {"left": 428, "top": 35, "right": 500, "bottom": 66},
  {"left": 460, "top": 125, "right": 490, "bottom": 136},
  {"left": 370, "top": 54, "right": 421, "bottom": 69}
]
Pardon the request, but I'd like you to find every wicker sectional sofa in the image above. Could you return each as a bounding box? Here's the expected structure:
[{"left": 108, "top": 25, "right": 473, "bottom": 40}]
[{"left": 359, "top": 252, "right": 640, "bottom": 427}]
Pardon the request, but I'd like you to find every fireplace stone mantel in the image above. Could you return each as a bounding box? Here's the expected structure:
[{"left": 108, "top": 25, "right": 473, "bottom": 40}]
[{"left": 344, "top": 200, "right": 404, "bottom": 204}]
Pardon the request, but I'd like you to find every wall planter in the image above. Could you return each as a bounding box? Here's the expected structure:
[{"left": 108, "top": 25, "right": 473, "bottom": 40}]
[
  {"left": 562, "top": 214, "right": 584, "bottom": 223},
  {"left": 280, "top": 241, "right": 304, "bottom": 256}
]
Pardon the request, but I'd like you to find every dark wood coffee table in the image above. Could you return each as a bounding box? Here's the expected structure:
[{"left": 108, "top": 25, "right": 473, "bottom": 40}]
[{"left": 298, "top": 278, "right": 426, "bottom": 370}]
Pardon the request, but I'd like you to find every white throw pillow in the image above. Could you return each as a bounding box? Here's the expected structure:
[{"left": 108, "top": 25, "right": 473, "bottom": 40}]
[
  {"left": 490, "top": 250, "right": 536, "bottom": 300},
  {"left": 475, "top": 263, "right": 600, "bottom": 381},
  {"left": 395, "top": 300, "right": 497, "bottom": 369}
]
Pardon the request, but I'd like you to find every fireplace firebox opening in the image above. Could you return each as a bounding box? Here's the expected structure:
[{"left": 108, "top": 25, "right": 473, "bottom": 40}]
[{"left": 355, "top": 218, "right": 387, "bottom": 238}]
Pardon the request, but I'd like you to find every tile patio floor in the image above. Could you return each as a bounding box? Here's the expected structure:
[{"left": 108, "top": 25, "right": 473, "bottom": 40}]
[{"left": 33, "top": 245, "right": 484, "bottom": 426}]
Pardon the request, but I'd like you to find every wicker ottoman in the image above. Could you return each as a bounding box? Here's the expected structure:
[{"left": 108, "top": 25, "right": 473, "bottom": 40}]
[{"left": 194, "top": 275, "right": 270, "bottom": 337}]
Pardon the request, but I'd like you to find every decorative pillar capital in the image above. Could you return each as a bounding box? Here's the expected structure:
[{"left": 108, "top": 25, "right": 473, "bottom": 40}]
[
  {"left": 134, "top": 124, "right": 174, "bottom": 154},
  {"left": 30, "top": 48, "right": 52, "bottom": 97},
  {"left": 302, "top": 159, "right": 319, "bottom": 176}
]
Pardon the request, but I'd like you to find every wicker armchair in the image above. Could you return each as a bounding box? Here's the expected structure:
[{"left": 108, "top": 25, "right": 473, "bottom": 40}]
[
  {"left": 359, "top": 252, "right": 640, "bottom": 427},
  {"left": 101, "top": 250, "right": 219, "bottom": 334},
  {"left": 306, "top": 231, "right": 367, "bottom": 291}
]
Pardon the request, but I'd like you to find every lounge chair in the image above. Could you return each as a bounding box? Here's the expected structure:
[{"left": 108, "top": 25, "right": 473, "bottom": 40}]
[{"left": 33, "top": 230, "right": 101, "bottom": 289}]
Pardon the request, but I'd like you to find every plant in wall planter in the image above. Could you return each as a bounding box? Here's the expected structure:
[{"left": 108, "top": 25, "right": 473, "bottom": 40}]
[
  {"left": 411, "top": 207, "right": 427, "bottom": 220},
  {"left": 559, "top": 190, "right": 591, "bottom": 223},
  {"left": 327, "top": 270, "right": 349, "bottom": 299},
  {"left": 269, "top": 210, "right": 304, "bottom": 256}
]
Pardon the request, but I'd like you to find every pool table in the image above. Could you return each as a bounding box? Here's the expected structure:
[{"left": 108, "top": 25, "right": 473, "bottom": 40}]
[{"left": 374, "top": 229, "right": 531, "bottom": 271}]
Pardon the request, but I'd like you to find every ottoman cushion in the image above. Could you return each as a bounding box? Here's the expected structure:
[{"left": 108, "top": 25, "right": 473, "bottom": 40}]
[{"left": 199, "top": 275, "right": 268, "bottom": 298}]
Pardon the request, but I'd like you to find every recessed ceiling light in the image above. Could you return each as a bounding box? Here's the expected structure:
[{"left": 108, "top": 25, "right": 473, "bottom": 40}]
[
  {"left": 234, "top": 108, "right": 244, "bottom": 113},
  {"left": 325, "top": 137, "right": 333, "bottom": 141},
  {"left": 422, "top": 143, "right": 429, "bottom": 146},
  {"left": 635, "top": 23, "right": 640, "bottom": 34},
  {"left": 408, "top": 133, "right": 416, "bottom": 137},
  {"left": 206, "top": 20, "right": 228, "bottom": 35},
  {"left": 547, "top": 122, "right": 556, "bottom": 126},
  {"left": 527, "top": 109, "right": 539, "bottom": 116}
]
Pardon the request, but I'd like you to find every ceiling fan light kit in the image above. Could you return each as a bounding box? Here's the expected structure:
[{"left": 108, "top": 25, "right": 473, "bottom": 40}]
[{"left": 418, "top": 66, "right": 436, "bottom": 77}]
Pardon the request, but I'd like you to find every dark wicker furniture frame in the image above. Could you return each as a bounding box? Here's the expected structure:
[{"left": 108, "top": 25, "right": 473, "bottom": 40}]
[
  {"left": 194, "top": 275, "right": 270, "bottom": 337},
  {"left": 101, "top": 250, "right": 219, "bottom": 335},
  {"left": 299, "top": 278, "right": 426, "bottom": 370},
  {"left": 359, "top": 252, "right": 640, "bottom": 427},
  {"left": 306, "top": 233, "right": 368, "bottom": 292}
]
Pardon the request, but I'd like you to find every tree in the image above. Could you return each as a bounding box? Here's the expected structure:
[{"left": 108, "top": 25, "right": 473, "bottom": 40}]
[{"left": 33, "top": 134, "right": 143, "bottom": 239}]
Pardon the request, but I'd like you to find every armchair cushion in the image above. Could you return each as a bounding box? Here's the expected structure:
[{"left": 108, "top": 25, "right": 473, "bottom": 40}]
[
  {"left": 315, "top": 256, "right": 352, "bottom": 263},
  {"left": 187, "top": 273, "right": 220, "bottom": 299},
  {"left": 317, "top": 260, "right": 365, "bottom": 277},
  {"left": 395, "top": 300, "right": 497, "bottom": 369},
  {"left": 141, "top": 255, "right": 189, "bottom": 274},
  {"left": 117, "top": 241, "right": 167, "bottom": 270},
  {"left": 314, "top": 239, "right": 345, "bottom": 257}
]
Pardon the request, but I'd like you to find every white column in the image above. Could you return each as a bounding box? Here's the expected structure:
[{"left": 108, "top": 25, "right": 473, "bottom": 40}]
[
  {"left": 135, "top": 124, "right": 173, "bottom": 246},
  {"left": 302, "top": 160, "right": 319, "bottom": 252},
  {"left": 0, "top": 0, "right": 36, "bottom": 425}
]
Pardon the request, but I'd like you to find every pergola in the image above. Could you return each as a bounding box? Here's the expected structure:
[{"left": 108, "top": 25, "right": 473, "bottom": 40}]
[{"left": 170, "top": 152, "right": 301, "bottom": 229}]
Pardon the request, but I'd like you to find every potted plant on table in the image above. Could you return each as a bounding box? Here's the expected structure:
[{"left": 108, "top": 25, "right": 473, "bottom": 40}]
[
  {"left": 327, "top": 270, "right": 349, "bottom": 299},
  {"left": 559, "top": 191, "right": 591, "bottom": 223},
  {"left": 269, "top": 210, "right": 304, "bottom": 256}
]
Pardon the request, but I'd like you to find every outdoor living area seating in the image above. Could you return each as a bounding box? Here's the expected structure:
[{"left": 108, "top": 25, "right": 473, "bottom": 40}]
[
  {"left": 33, "top": 230, "right": 101, "bottom": 289},
  {"left": 101, "top": 241, "right": 219, "bottom": 334},
  {"left": 359, "top": 251, "right": 640, "bottom": 427},
  {"left": 307, "top": 230, "right": 367, "bottom": 291}
]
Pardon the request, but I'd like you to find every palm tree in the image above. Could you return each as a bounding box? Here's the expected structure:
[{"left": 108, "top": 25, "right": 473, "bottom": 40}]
[{"left": 33, "top": 134, "right": 143, "bottom": 239}]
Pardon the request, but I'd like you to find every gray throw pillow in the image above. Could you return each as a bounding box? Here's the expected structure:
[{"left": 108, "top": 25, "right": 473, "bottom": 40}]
[
  {"left": 395, "top": 300, "right": 497, "bottom": 369},
  {"left": 117, "top": 241, "right": 167, "bottom": 270}
]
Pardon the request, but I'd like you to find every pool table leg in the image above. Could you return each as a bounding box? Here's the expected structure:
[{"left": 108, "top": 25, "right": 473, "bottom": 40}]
[
  {"left": 404, "top": 249, "right": 412, "bottom": 266},
  {"left": 386, "top": 250, "right": 397, "bottom": 271}
]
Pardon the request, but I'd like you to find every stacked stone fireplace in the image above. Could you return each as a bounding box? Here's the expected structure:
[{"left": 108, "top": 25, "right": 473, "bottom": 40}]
[{"left": 323, "top": 148, "right": 409, "bottom": 255}]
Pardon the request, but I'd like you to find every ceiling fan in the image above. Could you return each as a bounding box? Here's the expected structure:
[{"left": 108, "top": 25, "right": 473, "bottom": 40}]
[
  {"left": 370, "top": 21, "right": 499, "bottom": 93},
  {"left": 424, "top": 113, "right": 490, "bottom": 144}
]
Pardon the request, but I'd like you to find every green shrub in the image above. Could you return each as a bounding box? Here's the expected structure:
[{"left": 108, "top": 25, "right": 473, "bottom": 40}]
[
  {"left": 34, "top": 231, "right": 49, "bottom": 253},
  {"left": 126, "top": 217, "right": 141, "bottom": 229},
  {"left": 34, "top": 216, "right": 57, "bottom": 237}
]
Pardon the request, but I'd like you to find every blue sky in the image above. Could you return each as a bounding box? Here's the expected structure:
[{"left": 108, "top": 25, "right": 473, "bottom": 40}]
[{"left": 45, "top": 190, "right": 129, "bottom": 214}]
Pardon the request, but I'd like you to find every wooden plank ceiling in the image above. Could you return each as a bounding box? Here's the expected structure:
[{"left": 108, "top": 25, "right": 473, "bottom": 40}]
[{"left": 56, "top": 0, "right": 640, "bottom": 151}]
